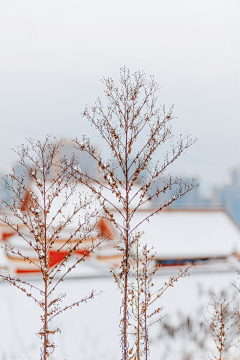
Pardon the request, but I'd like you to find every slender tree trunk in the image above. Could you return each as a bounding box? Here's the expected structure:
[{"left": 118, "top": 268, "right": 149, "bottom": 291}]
[
  {"left": 136, "top": 241, "right": 140, "bottom": 360},
  {"left": 144, "top": 252, "right": 148, "bottom": 360},
  {"left": 123, "top": 253, "right": 128, "bottom": 359},
  {"left": 123, "top": 107, "right": 129, "bottom": 360},
  {"left": 43, "top": 170, "right": 48, "bottom": 360},
  {"left": 123, "top": 198, "right": 129, "bottom": 359},
  {"left": 44, "top": 278, "right": 48, "bottom": 360}
]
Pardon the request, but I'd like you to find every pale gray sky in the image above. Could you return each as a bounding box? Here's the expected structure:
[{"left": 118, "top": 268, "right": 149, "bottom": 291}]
[{"left": 0, "top": 0, "right": 239, "bottom": 189}]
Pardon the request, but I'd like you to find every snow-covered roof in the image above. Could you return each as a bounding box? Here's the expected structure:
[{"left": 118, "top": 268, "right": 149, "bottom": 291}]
[
  {"left": 28, "top": 180, "right": 151, "bottom": 213},
  {"left": 115, "top": 208, "right": 240, "bottom": 258},
  {"left": 2, "top": 205, "right": 240, "bottom": 274}
]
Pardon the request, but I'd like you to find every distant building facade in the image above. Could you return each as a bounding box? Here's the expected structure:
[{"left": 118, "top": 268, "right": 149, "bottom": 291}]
[{"left": 213, "top": 168, "right": 240, "bottom": 226}]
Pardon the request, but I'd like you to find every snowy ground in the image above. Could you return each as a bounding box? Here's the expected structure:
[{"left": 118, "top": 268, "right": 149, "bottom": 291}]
[
  {"left": 0, "top": 268, "right": 240, "bottom": 360},
  {"left": 1, "top": 207, "right": 240, "bottom": 359}
]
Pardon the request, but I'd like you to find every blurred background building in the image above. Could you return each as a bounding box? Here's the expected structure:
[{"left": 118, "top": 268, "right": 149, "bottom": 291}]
[{"left": 2, "top": 146, "right": 240, "bottom": 227}]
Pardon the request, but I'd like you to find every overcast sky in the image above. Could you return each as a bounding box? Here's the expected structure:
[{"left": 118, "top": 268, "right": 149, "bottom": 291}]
[{"left": 0, "top": 0, "right": 239, "bottom": 190}]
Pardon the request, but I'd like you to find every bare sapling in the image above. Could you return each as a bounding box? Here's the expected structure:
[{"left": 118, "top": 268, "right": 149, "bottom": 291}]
[
  {"left": 156, "top": 307, "right": 209, "bottom": 360},
  {"left": 205, "top": 291, "right": 240, "bottom": 360},
  {"left": 127, "top": 238, "right": 190, "bottom": 360},
  {"left": 0, "top": 137, "right": 107, "bottom": 359},
  {"left": 73, "top": 67, "right": 197, "bottom": 359}
]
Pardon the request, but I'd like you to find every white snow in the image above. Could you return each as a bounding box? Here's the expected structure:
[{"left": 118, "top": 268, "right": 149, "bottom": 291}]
[
  {"left": 0, "top": 271, "right": 239, "bottom": 359},
  {"left": 122, "top": 209, "right": 240, "bottom": 258}
]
